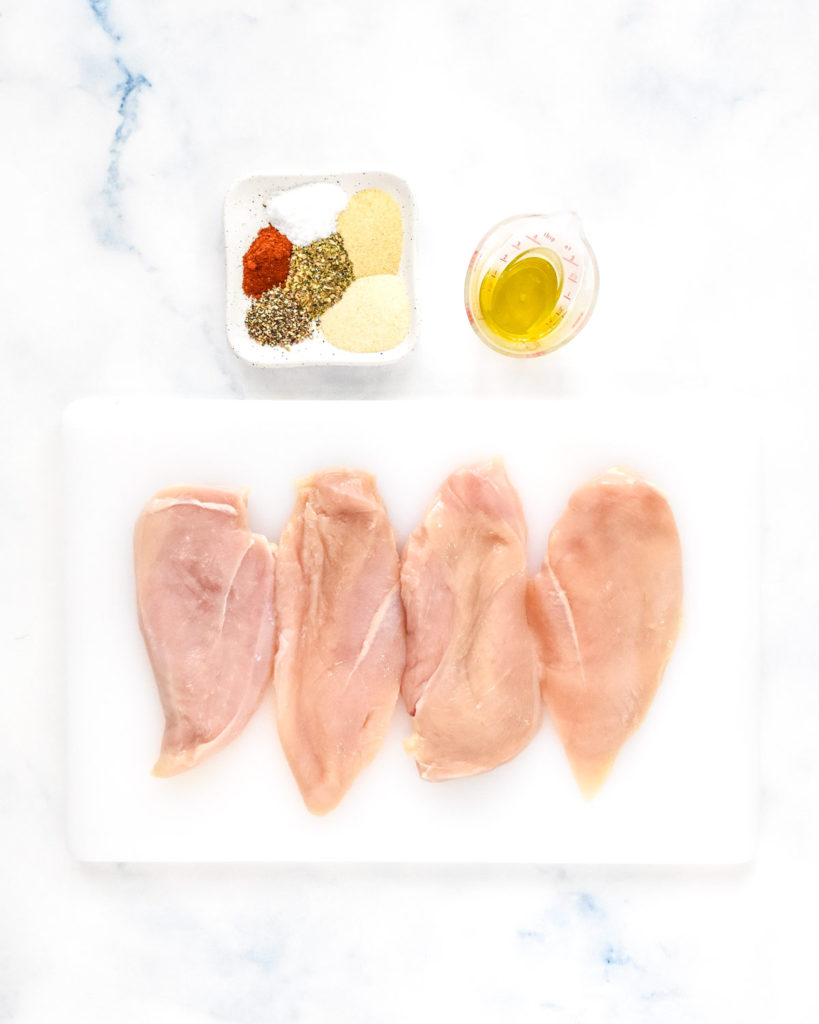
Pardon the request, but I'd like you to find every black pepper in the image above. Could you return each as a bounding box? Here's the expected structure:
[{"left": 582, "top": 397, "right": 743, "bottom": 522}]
[{"left": 245, "top": 288, "right": 313, "bottom": 348}]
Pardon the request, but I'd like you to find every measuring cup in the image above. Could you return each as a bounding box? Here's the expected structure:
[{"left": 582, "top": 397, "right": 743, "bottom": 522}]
[{"left": 464, "top": 212, "right": 599, "bottom": 357}]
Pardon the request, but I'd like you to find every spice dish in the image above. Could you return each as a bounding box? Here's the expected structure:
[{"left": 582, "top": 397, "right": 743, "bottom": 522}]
[{"left": 225, "top": 172, "right": 416, "bottom": 368}]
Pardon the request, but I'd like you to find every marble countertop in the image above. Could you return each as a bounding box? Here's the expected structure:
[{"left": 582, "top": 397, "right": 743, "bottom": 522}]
[{"left": 2, "top": 0, "right": 819, "bottom": 1020}]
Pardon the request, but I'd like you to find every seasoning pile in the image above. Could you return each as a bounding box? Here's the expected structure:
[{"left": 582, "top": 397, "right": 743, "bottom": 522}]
[{"left": 241, "top": 182, "right": 410, "bottom": 354}]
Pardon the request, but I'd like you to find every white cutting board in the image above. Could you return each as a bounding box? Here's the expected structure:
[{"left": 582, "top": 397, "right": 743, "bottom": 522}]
[{"left": 63, "top": 396, "right": 759, "bottom": 864}]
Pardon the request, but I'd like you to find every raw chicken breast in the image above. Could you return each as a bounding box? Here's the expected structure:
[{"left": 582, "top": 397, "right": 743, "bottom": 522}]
[
  {"left": 401, "top": 459, "right": 541, "bottom": 780},
  {"left": 273, "top": 469, "right": 405, "bottom": 815},
  {"left": 134, "top": 486, "right": 276, "bottom": 777},
  {"left": 527, "top": 467, "right": 683, "bottom": 796}
]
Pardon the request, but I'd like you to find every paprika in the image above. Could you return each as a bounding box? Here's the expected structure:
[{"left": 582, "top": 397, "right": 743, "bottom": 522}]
[{"left": 242, "top": 226, "right": 292, "bottom": 298}]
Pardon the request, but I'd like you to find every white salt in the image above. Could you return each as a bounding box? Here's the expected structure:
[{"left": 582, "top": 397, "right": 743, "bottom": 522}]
[{"left": 264, "top": 182, "right": 349, "bottom": 247}]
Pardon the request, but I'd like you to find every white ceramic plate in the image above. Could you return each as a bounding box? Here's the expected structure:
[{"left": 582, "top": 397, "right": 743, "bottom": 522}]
[{"left": 224, "top": 172, "right": 416, "bottom": 368}]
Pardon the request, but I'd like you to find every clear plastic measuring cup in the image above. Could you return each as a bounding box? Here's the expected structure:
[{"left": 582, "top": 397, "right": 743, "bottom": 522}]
[{"left": 464, "top": 212, "right": 599, "bottom": 357}]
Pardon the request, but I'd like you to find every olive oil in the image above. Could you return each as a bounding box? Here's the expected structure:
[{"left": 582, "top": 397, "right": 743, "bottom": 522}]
[{"left": 478, "top": 249, "right": 562, "bottom": 344}]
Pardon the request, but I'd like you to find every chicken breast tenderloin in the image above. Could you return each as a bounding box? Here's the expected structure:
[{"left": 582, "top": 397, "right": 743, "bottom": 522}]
[
  {"left": 400, "top": 459, "right": 542, "bottom": 780},
  {"left": 134, "top": 486, "right": 276, "bottom": 778},
  {"left": 273, "top": 469, "right": 405, "bottom": 815},
  {"left": 527, "top": 467, "right": 683, "bottom": 796}
]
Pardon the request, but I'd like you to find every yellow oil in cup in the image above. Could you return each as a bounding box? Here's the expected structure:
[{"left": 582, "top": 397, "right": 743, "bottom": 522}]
[
  {"left": 478, "top": 249, "right": 563, "bottom": 343},
  {"left": 465, "top": 213, "right": 599, "bottom": 357}
]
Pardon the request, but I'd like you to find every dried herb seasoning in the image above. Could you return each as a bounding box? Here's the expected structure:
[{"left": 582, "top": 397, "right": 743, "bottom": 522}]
[
  {"left": 284, "top": 233, "right": 354, "bottom": 319},
  {"left": 245, "top": 288, "right": 313, "bottom": 348}
]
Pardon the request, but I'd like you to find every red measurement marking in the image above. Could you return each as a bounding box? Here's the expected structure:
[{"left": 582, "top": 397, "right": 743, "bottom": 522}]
[
  {"left": 564, "top": 292, "right": 572, "bottom": 301},
  {"left": 468, "top": 251, "right": 479, "bottom": 270},
  {"left": 467, "top": 309, "right": 475, "bottom": 325},
  {"left": 563, "top": 254, "right": 579, "bottom": 266},
  {"left": 572, "top": 311, "right": 585, "bottom": 328},
  {"left": 568, "top": 272, "right": 579, "bottom": 283},
  {"left": 545, "top": 233, "right": 555, "bottom": 242},
  {"left": 500, "top": 254, "right": 509, "bottom": 262},
  {"left": 525, "top": 234, "right": 539, "bottom": 244},
  {"left": 512, "top": 241, "right": 522, "bottom": 250}
]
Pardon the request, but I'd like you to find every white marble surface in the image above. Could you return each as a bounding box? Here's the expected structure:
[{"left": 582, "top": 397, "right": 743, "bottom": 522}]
[{"left": 1, "top": 0, "right": 818, "bottom": 1020}]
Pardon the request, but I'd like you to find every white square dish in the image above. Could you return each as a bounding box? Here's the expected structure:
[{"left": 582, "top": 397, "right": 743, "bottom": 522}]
[{"left": 224, "top": 172, "right": 416, "bottom": 368}]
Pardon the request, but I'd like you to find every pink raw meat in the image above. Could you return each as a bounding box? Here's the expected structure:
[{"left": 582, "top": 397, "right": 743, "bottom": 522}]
[
  {"left": 400, "top": 459, "right": 542, "bottom": 780},
  {"left": 527, "top": 467, "right": 683, "bottom": 796},
  {"left": 273, "top": 469, "right": 405, "bottom": 815},
  {"left": 134, "top": 486, "right": 276, "bottom": 777}
]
